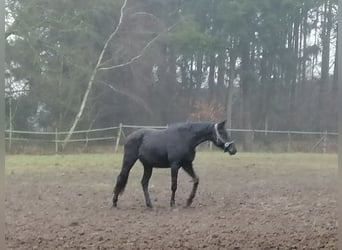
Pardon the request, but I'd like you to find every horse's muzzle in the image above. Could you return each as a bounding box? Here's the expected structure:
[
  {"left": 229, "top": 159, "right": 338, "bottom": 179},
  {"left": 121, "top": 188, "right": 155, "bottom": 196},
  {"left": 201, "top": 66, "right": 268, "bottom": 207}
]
[
  {"left": 228, "top": 148, "right": 237, "bottom": 155},
  {"left": 224, "top": 143, "right": 237, "bottom": 155}
]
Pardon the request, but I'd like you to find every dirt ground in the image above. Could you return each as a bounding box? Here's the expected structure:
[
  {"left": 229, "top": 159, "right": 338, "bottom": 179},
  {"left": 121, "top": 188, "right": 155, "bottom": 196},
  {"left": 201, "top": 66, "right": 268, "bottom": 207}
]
[{"left": 5, "top": 153, "right": 337, "bottom": 249}]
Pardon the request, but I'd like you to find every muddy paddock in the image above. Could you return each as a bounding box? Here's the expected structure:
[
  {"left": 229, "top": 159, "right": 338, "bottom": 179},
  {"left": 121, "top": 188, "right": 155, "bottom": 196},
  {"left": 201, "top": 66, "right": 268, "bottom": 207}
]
[{"left": 5, "top": 153, "right": 337, "bottom": 249}]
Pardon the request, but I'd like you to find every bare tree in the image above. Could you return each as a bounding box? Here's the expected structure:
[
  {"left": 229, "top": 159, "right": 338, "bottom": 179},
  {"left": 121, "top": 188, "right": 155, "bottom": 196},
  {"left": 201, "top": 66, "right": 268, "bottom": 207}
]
[{"left": 62, "top": 0, "right": 178, "bottom": 149}]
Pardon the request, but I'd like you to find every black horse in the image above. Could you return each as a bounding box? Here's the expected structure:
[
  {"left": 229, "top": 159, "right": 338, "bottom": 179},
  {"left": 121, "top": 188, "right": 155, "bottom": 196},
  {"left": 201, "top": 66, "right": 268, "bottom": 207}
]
[{"left": 112, "top": 120, "right": 237, "bottom": 208}]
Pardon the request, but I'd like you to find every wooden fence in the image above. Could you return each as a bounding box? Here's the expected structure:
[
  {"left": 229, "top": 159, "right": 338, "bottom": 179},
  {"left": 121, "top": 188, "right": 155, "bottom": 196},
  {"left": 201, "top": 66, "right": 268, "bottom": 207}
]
[{"left": 5, "top": 124, "right": 338, "bottom": 154}]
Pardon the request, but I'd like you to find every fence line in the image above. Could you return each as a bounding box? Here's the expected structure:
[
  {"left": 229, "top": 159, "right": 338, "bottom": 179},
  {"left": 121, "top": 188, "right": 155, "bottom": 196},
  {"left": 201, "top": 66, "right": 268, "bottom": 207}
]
[
  {"left": 4, "top": 124, "right": 338, "bottom": 153},
  {"left": 121, "top": 125, "right": 167, "bottom": 129},
  {"left": 226, "top": 129, "right": 337, "bottom": 136},
  {"left": 4, "top": 125, "right": 338, "bottom": 136},
  {"left": 5, "top": 126, "right": 119, "bottom": 135}
]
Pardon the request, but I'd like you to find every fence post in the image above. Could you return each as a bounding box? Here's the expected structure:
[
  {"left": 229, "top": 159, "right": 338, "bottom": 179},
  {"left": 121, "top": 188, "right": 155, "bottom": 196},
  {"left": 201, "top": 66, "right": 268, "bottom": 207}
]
[
  {"left": 287, "top": 132, "right": 291, "bottom": 152},
  {"left": 8, "top": 129, "right": 12, "bottom": 151},
  {"left": 84, "top": 131, "right": 89, "bottom": 151},
  {"left": 115, "top": 123, "right": 123, "bottom": 153},
  {"left": 322, "top": 131, "right": 327, "bottom": 154},
  {"left": 9, "top": 98, "right": 12, "bottom": 150},
  {"left": 55, "top": 128, "right": 58, "bottom": 154}
]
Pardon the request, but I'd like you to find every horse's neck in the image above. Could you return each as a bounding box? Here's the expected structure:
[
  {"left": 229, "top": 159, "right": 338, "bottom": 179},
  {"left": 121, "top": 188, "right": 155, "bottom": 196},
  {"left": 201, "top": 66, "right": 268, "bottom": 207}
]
[{"left": 189, "top": 123, "right": 213, "bottom": 147}]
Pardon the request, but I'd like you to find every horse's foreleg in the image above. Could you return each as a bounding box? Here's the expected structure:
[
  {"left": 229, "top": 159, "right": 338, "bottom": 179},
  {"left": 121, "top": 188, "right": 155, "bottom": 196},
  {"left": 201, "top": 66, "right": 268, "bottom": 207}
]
[
  {"left": 141, "top": 164, "right": 153, "bottom": 208},
  {"left": 182, "top": 164, "right": 199, "bottom": 207},
  {"left": 170, "top": 166, "right": 180, "bottom": 207}
]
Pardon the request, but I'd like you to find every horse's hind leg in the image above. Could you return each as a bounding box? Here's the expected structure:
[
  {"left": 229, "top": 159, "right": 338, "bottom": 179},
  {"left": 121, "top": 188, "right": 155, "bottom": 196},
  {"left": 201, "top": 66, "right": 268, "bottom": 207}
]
[
  {"left": 112, "top": 150, "right": 138, "bottom": 207},
  {"left": 170, "top": 165, "right": 180, "bottom": 207},
  {"left": 182, "top": 164, "right": 199, "bottom": 207},
  {"left": 141, "top": 163, "right": 153, "bottom": 208}
]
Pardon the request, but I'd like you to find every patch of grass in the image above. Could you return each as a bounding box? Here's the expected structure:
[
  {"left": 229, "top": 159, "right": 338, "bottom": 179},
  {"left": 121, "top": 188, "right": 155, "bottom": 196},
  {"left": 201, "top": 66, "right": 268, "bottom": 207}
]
[
  {"left": 5, "top": 154, "right": 123, "bottom": 174},
  {"left": 195, "top": 152, "right": 337, "bottom": 170},
  {"left": 5, "top": 152, "right": 337, "bottom": 175}
]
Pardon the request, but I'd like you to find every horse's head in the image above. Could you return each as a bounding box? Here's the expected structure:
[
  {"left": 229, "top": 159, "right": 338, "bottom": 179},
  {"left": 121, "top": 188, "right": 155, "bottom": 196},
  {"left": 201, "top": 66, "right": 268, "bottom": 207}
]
[{"left": 212, "top": 120, "right": 237, "bottom": 155}]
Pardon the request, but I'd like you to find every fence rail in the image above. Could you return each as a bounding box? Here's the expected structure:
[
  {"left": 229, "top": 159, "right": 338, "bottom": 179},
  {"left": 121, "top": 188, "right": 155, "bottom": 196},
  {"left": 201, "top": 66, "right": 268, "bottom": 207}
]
[
  {"left": 4, "top": 124, "right": 338, "bottom": 154},
  {"left": 5, "top": 126, "right": 338, "bottom": 136}
]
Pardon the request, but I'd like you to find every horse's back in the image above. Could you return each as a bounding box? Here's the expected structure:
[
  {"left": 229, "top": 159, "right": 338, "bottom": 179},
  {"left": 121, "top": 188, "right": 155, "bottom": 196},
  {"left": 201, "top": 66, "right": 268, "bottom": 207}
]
[
  {"left": 124, "top": 126, "right": 194, "bottom": 167},
  {"left": 125, "top": 128, "right": 165, "bottom": 145},
  {"left": 125, "top": 128, "right": 172, "bottom": 167},
  {"left": 133, "top": 129, "right": 169, "bottom": 167}
]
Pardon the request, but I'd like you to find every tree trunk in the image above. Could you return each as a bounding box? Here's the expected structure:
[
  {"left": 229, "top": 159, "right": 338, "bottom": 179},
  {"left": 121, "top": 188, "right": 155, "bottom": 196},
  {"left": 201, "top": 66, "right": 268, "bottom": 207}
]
[
  {"left": 332, "top": 25, "right": 338, "bottom": 95},
  {"left": 225, "top": 46, "right": 237, "bottom": 133},
  {"left": 319, "top": 0, "right": 333, "bottom": 130},
  {"left": 195, "top": 52, "right": 203, "bottom": 89},
  {"left": 217, "top": 48, "right": 226, "bottom": 102},
  {"left": 208, "top": 54, "right": 216, "bottom": 101},
  {"left": 260, "top": 50, "right": 272, "bottom": 133},
  {"left": 321, "top": 1, "right": 332, "bottom": 82},
  {"left": 301, "top": 6, "right": 308, "bottom": 83},
  {"left": 288, "top": 12, "right": 300, "bottom": 130},
  {"left": 239, "top": 38, "right": 253, "bottom": 151}
]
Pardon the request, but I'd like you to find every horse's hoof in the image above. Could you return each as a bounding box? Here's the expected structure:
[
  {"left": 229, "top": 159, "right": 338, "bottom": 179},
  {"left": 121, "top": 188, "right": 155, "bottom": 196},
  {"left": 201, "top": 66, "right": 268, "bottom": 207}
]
[
  {"left": 171, "top": 207, "right": 179, "bottom": 212},
  {"left": 146, "top": 204, "right": 153, "bottom": 209}
]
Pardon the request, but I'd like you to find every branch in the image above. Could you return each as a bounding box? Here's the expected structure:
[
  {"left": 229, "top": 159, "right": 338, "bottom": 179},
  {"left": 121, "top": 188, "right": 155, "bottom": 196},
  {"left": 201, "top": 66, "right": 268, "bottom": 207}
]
[
  {"left": 130, "top": 12, "right": 162, "bottom": 23},
  {"left": 98, "top": 80, "right": 153, "bottom": 116},
  {"left": 5, "top": 30, "right": 18, "bottom": 39},
  {"left": 94, "top": 0, "right": 128, "bottom": 72},
  {"left": 98, "top": 22, "right": 178, "bottom": 71},
  {"left": 98, "top": 34, "right": 160, "bottom": 71}
]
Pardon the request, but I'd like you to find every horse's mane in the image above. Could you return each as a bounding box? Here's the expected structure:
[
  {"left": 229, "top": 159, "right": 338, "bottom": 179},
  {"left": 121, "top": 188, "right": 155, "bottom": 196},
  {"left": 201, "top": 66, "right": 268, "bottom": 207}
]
[{"left": 169, "top": 122, "right": 213, "bottom": 133}]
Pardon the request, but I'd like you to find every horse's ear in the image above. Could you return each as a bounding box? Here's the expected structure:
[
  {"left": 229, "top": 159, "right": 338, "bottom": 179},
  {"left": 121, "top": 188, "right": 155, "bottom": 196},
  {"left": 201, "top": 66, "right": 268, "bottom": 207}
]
[{"left": 217, "top": 120, "right": 226, "bottom": 128}]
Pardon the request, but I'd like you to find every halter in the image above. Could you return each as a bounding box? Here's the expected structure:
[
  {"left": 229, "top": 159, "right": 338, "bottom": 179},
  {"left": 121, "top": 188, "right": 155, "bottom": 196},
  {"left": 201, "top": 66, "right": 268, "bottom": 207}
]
[{"left": 214, "top": 123, "right": 234, "bottom": 149}]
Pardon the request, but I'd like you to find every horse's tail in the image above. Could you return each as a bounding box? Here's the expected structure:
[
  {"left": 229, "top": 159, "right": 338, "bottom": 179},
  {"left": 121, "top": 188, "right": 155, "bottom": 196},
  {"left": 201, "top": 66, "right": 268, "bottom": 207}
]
[{"left": 113, "top": 130, "right": 145, "bottom": 196}]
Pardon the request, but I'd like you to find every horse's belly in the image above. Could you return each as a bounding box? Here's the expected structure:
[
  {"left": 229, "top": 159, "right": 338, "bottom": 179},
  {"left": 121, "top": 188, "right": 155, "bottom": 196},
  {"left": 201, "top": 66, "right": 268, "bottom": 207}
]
[
  {"left": 139, "top": 155, "right": 170, "bottom": 168},
  {"left": 138, "top": 144, "right": 170, "bottom": 168}
]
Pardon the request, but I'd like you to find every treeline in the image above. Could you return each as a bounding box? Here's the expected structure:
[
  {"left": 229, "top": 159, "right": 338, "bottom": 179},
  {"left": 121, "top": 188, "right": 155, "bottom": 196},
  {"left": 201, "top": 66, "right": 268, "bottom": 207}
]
[{"left": 5, "top": 0, "right": 338, "bottom": 149}]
